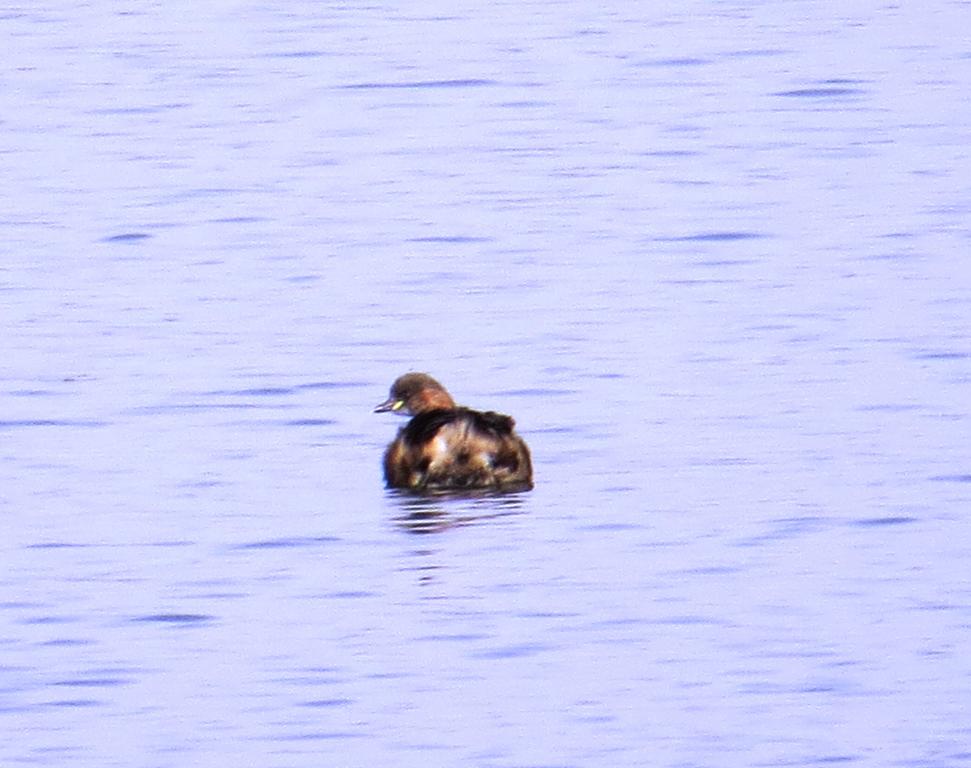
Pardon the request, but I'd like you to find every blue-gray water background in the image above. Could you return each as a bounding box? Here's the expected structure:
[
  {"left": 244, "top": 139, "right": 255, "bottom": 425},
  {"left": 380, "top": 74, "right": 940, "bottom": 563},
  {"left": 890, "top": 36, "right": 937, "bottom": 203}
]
[{"left": 3, "top": 2, "right": 971, "bottom": 766}]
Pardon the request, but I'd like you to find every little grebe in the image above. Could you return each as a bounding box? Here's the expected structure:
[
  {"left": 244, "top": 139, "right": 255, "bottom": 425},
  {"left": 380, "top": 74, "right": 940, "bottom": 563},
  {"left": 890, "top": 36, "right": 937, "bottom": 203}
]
[{"left": 374, "top": 373, "right": 533, "bottom": 493}]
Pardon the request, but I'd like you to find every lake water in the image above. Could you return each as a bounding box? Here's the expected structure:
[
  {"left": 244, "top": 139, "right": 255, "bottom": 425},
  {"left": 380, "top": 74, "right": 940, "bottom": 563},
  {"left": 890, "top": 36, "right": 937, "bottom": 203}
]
[{"left": 3, "top": 2, "right": 971, "bottom": 766}]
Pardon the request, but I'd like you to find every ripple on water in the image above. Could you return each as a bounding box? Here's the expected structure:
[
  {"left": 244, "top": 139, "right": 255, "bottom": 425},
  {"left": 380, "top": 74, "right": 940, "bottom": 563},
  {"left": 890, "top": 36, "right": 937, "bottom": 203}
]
[
  {"left": 657, "top": 231, "right": 768, "bottom": 242},
  {"left": 338, "top": 78, "right": 497, "bottom": 90},
  {"left": 51, "top": 676, "right": 131, "bottom": 688},
  {"left": 0, "top": 419, "right": 109, "bottom": 429},
  {"left": 930, "top": 474, "right": 971, "bottom": 483},
  {"left": 131, "top": 613, "right": 214, "bottom": 626},
  {"left": 232, "top": 536, "right": 341, "bottom": 550},
  {"left": 774, "top": 86, "right": 866, "bottom": 98},
  {"left": 101, "top": 232, "right": 152, "bottom": 243},
  {"left": 850, "top": 516, "right": 918, "bottom": 528},
  {"left": 297, "top": 698, "right": 354, "bottom": 709}
]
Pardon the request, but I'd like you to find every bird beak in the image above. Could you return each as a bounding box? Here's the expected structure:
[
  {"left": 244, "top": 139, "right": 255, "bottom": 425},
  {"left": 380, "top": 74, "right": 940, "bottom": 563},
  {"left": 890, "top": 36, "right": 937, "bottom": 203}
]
[{"left": 374, "top": 398, "right": 405, "bottom": 414}]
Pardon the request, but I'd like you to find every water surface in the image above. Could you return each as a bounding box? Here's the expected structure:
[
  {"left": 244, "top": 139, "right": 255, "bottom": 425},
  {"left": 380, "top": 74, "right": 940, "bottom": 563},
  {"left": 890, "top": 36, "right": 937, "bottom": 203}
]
[{"left": 3, "top": 2, "right": 971, "bottom": 766}]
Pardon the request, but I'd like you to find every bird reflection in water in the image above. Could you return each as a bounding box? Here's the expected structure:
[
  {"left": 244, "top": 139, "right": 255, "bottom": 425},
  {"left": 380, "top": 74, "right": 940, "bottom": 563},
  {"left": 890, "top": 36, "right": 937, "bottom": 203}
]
[{"left": 388, "top": 489, "right": 529, "bottom": 534}]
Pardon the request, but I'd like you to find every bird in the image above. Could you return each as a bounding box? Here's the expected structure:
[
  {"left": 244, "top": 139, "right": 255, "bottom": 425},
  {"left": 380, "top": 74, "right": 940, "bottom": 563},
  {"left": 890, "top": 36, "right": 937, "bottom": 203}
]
[{"left": 374, "top": 372, "right": 533, "bottom": 493}]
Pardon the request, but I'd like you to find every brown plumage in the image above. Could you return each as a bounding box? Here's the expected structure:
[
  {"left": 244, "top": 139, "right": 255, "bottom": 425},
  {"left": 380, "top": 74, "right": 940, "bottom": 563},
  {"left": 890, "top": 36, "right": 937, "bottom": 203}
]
[{"left": 374, "top": 373, "right": 533, "bottom": 493}]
